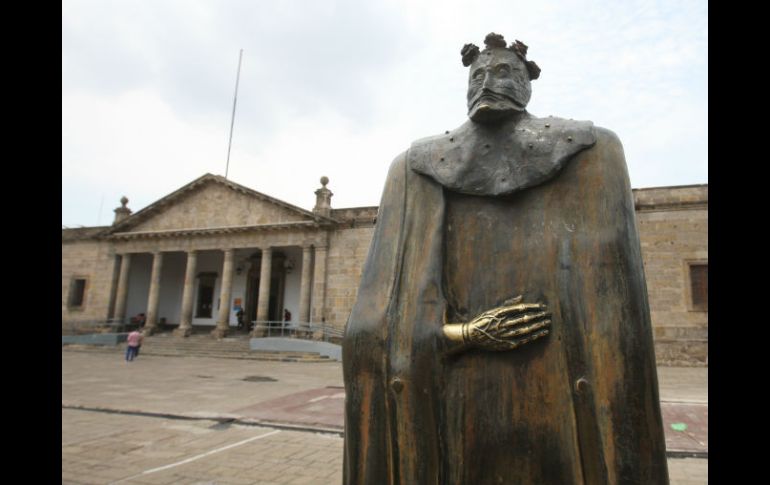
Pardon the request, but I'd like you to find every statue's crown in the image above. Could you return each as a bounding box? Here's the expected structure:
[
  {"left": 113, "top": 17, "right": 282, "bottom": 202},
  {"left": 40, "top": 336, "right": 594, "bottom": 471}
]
[{"left": 461, "top": 32, "right": 541, "bottom": 80}]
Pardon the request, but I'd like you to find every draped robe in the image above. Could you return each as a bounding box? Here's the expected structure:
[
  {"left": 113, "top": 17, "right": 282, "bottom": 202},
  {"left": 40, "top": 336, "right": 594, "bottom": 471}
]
[{"left": 342, "top": 114, "right": 669, "bottom": 485}]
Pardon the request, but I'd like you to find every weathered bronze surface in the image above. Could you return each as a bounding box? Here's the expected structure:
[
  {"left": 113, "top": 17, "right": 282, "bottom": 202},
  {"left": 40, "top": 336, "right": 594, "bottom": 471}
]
[{"left": 342, "top": 32, "right": 669, "bottom": 484}]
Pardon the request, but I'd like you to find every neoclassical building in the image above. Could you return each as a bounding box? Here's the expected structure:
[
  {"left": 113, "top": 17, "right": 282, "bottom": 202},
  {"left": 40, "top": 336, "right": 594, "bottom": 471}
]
[{"left": 62, "top": 173, "right": 707, "bottom": 365}]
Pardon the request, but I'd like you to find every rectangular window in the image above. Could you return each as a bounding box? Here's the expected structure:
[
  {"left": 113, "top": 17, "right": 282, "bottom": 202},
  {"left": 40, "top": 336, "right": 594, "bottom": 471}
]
[
  {"left": 69, "top": 278, "right": 87, "bottom": 308},
  {"left": 689, "top": 264, "right": 708, "bottom": 311}
]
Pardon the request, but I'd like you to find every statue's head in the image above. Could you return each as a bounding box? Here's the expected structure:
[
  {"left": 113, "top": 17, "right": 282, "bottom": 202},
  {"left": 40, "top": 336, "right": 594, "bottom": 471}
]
[{"left": 462, "top": 33, "right": 541, "bottom": 123}]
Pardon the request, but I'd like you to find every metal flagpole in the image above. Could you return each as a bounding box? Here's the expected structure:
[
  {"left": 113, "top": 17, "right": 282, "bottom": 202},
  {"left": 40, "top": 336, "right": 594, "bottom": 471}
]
[{"left": 225, "top": 49, "right": 243, "bottom": 179}]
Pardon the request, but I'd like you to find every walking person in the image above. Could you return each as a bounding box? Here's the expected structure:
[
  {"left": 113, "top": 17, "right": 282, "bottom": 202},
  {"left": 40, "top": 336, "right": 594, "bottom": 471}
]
[{"left": 125, "top": 330, "right": 143, "bottom": 362}]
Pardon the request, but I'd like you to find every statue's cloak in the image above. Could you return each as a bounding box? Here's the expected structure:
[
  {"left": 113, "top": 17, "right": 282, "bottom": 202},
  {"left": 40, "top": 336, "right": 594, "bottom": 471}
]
[{"left": 342, "top": 115, "right": 669, "bottom": 485}]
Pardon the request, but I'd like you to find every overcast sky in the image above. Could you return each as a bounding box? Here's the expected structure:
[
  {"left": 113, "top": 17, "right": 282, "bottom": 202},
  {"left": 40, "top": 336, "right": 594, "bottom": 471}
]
[{"left": 62, "top": 0, "right": 707, "bottom": 227}]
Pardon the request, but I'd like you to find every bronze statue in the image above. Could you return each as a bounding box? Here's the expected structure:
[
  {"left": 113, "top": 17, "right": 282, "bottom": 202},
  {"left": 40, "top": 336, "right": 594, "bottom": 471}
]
[{"left": 342, "top": 32, "right": 669, "bottom": 484}]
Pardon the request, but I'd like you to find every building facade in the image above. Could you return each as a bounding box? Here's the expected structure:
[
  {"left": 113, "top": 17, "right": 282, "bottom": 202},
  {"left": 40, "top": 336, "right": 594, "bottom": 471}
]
[
  {"left": 62, "top": 174, "right": 707, "bottom": 365},
  {"left": 634, "top": 185, "right": 708, "bottom": 366}
]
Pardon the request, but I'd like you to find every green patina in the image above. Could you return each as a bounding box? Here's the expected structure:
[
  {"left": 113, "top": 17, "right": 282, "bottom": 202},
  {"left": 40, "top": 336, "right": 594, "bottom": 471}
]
[{"left": 671, "top": 423, "right": 688, "bottom": 432}]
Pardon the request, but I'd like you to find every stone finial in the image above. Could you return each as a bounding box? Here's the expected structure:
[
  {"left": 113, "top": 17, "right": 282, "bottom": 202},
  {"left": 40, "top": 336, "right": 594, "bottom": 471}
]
[
  {"left": 113, "top": 195, "right": 132, "bottom": 225},
  {"left": 313, "top": 176, "right": 333, "bottom": 218}
]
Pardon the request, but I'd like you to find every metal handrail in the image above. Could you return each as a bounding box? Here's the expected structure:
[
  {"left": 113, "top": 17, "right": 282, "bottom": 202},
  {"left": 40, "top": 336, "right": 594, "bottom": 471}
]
[{"left": 250, "top": 320, "right": 344, "bottom": 342}]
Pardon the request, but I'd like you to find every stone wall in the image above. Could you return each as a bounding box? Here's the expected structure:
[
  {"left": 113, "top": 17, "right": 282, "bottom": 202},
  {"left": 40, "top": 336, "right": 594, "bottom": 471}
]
[
  {"left": 61, "top": 236, "right": 118, "bottom": 332},
  {"left": 324, "top": 225, "right": 376, "bottom": 329},
  {"left": 634, "top": 185, "right": 708, "bottom": 366}
]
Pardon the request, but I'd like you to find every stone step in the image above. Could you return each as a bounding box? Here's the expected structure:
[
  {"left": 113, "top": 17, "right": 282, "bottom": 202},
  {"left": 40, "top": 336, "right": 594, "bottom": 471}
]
[
  {"left": 62, "top": 344, "right": 332, "bottom": 362},
  {"left": 142, "top": 343, "right": 308, "bottom": 354},
  {"left": 141, "top": 351, "right": 331, "bottom": 362},
  {"left": 143, "top": 345, "right": 253, "bottom": 351},
  {"left": 142, "top": 348, "right": 329, "bottom": 358},
  {"left": 63, "top": 330, "right": 337, "bottom": 362}
]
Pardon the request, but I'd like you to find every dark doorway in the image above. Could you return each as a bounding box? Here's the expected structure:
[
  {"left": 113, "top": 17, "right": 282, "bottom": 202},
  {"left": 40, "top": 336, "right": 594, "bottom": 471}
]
[{"left": 196, "top": 273, "right": 217, "bottom": 318}]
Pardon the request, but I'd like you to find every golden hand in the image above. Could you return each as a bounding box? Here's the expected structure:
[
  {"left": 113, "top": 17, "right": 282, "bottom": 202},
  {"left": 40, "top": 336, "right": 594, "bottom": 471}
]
[{"left": 443, "top": 296, "right": 551, "bottom": 352}]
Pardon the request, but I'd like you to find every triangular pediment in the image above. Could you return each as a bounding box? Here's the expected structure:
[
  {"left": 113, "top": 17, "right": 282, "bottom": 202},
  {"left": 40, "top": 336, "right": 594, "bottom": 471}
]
[{"left": 109, "top": 174, "right": 320, "bottom": 234}]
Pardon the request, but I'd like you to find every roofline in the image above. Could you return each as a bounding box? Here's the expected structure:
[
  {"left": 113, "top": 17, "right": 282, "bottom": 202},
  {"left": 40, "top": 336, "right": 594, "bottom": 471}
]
[
  {"left": 632, "top": 183, "right": 707, "bottom": 212},
  {"left": 331, "top": 205, "right": 379, "bottom": 211},
  {"left": 107, "top": 173, "right": 336, "bottom": 233},
  {"left": 632, "top": 183, "right": 708, "bottom": 191},
  {"left": 65, "top": 181, "right": 708, "bottom": 234},
  {"left": 61, "top": 226, "right": 111, "bottom": 232},
  {"left": 211, "top": 174, "right": 336, "bottom": 222}
]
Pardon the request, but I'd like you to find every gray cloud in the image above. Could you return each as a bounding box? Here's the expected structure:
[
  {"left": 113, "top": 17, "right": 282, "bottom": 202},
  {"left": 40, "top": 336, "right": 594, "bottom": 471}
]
[
  {"left": 63, "top": 0, "right": 707, "bottom": 226},
  {"left": 64, "top": 0, "right": 419, "bottom": 136}
]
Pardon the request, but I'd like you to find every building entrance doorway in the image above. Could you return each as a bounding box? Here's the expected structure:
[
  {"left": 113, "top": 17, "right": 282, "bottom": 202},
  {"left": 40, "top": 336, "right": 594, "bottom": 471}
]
[{"left": 195, "top": 272, "right": 217, "bottom": 318}]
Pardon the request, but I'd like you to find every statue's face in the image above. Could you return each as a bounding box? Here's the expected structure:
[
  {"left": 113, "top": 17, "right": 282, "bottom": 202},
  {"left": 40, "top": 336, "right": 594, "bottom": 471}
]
[{"left": 467, "top": 49, "right": 531, "bottom": 123}]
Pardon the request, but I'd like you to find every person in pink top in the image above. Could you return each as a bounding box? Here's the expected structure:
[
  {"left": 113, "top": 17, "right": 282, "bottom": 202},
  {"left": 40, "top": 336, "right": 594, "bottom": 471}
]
[{"left": 125, "top": 330, "right": 143, "bottom": 362}]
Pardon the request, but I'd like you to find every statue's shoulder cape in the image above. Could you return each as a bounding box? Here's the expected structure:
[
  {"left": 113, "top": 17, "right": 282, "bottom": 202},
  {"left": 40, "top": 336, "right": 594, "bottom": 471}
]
[{"left": 409, "top": 114, "right": 596, "bottom": 196}]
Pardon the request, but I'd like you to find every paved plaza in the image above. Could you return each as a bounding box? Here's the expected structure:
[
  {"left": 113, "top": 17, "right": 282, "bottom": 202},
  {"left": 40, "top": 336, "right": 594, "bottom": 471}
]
[{"left": 62, "top": 349, "right": 707, "bottom": 484}]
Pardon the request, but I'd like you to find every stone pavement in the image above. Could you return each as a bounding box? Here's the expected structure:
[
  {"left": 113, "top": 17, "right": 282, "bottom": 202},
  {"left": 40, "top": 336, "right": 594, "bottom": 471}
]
[
  {"left": 63, "top": 349, "right": 707, "bottom": 484},
  {"left": 63, "top": 409, "right": 343, "bottom": 485},
  {"left": 656, "top": 367, "right": 708, "bottom": 458}
]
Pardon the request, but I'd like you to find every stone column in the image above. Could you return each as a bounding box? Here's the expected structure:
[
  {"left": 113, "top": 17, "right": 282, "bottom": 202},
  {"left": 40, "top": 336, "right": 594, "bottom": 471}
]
[
  {"left": 144, "top": 252, "right": 164, "bottom": 335},
  {"left": 253, "top": 247, "right": 273, "bottom": 336},
  {"left": 212, "top": 249, "right": 235, "bottom": 338},
  {"left": 174, "top": 250, "right": 197, "bottom": 337},
  {"left": 311, "top": 245, "right": 328, "bottom": 324},
  {"left": 298, "top": 245, "right": 313, "bottom": 323},
  {"left": 113, "top": 253, "right": 132, "bottom": 324}
]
